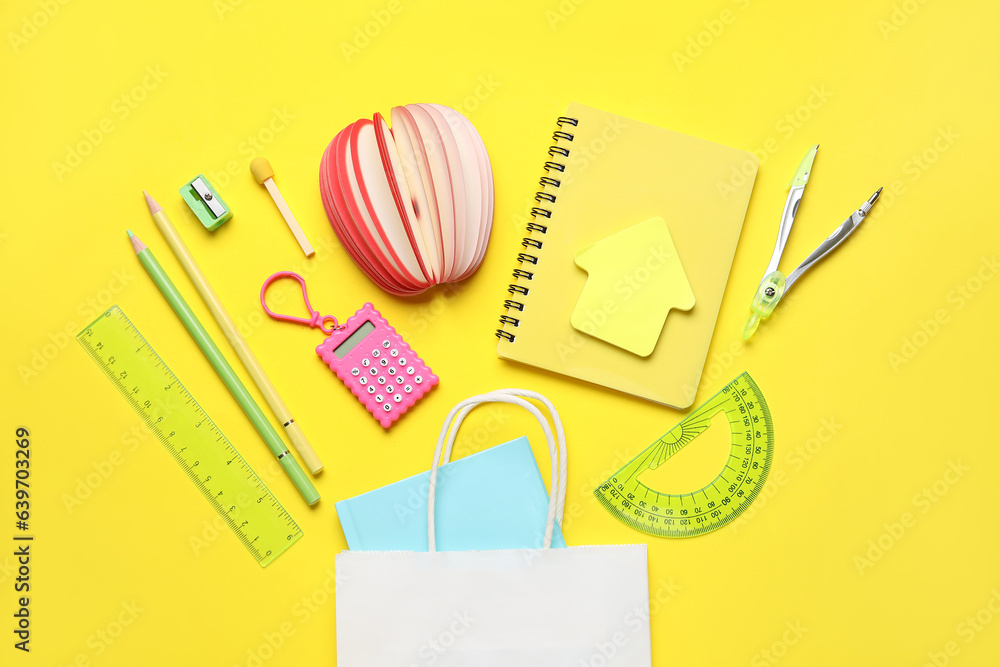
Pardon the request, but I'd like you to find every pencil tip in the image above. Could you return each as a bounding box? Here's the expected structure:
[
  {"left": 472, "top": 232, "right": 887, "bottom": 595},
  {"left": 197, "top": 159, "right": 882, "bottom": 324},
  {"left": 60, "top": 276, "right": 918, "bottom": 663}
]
[
  {"left": 129, "top": 231, "right": 147, "bottom": 254},
  {"left": 143, "top": 190, "right": 162, "bottom": 215}
]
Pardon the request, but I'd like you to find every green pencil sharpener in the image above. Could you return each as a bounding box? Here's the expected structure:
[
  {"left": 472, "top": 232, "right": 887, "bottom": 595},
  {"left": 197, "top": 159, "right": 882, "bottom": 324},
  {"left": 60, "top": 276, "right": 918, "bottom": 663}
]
[{"left": 180, "top": 175, "right": 232, "bottom": 231}]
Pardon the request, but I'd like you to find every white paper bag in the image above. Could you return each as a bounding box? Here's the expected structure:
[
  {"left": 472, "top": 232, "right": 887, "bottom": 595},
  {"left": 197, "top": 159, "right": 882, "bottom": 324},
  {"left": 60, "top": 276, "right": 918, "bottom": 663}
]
[{"left": 336, "top": 389, "right": 653, "bottom": 666}]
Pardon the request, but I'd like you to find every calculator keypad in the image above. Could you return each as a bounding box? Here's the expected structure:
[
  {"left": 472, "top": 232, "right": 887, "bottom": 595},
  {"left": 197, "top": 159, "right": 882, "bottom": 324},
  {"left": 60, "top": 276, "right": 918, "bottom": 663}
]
[{"left": 316, "top": 302, "right": 439, "bottom": 429}]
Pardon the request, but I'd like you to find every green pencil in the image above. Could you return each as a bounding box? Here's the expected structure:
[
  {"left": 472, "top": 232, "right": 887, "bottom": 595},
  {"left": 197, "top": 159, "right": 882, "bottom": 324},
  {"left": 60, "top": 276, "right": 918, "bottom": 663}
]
[{"left": 128, "top": 230, "right": 320, "bottom": 506}]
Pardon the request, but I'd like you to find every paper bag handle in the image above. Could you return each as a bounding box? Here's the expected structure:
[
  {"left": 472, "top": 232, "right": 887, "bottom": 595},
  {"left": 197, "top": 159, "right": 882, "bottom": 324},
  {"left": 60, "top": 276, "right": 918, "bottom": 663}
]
[{"left": 428, "top": 389, "right": 567, "bottom": 553}]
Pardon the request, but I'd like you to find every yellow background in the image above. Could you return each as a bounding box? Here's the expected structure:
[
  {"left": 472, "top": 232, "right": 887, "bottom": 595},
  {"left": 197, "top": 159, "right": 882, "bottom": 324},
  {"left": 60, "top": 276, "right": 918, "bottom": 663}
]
[{"left": 3, "top": 0, "right": 998, "bottom": 665}]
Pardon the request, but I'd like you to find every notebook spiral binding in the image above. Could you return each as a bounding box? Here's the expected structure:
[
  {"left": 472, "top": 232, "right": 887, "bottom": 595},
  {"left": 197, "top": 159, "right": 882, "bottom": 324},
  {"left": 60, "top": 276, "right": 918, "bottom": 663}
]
[{"left": 495, "top": 116, "right": 579, "bottom": 342}]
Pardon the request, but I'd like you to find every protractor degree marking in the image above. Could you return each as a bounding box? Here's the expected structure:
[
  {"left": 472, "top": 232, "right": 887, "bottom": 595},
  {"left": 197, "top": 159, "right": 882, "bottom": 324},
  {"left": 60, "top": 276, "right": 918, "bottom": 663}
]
[
  {"left": 595, "top": 373, "right": 774, "bottom": 538},
  {"left": 624, "top": 438, "right": 764, "bottom": 503}
]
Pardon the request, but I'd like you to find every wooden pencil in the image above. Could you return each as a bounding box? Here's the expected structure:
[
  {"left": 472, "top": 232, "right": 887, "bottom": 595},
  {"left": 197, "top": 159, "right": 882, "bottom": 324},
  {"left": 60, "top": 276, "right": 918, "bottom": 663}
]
[
  {"left": 143, "top": 191, "right": 324, "bottom": 474},
  {"left": 128, "top": 230, "right": 320, "bottom": 505}
]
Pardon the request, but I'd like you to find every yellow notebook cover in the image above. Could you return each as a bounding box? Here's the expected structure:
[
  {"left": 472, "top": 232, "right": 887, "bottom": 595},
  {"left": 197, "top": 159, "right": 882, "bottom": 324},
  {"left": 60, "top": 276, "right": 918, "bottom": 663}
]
[{"left": 495, "top": 103, "right": 758, "bottom": 408}]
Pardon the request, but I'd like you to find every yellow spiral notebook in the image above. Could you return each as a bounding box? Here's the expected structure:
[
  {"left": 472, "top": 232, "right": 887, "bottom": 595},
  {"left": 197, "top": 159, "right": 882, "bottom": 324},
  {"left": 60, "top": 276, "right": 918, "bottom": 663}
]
[{"left": 495, "top": 103, "right": 758, "bottom": 408}]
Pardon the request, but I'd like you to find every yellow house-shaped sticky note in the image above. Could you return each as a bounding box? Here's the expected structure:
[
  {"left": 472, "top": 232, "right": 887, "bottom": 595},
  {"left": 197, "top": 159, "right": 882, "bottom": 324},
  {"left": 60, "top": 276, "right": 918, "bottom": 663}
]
[{"left": 572, "top": 217, "right": 695, "bottom": 357}]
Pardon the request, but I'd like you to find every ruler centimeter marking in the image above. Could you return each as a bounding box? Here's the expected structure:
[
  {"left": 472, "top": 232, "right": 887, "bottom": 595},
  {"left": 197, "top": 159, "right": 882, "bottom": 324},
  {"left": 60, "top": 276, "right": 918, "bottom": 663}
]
[
  {"left": 594, "top": 372, "right": 774, "bottom": 537},
  {"left": 77, "top": 306, "right": 303, "bottom": 566}
]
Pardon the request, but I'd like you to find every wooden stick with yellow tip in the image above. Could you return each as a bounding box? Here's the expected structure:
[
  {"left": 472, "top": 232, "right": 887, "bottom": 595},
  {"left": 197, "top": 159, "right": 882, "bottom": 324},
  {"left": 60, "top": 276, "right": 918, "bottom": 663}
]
[
  {"left": 250, "top": 157, "right": 315, "bottom": 257},
  {"left": 143, "top": 191, "right": 324, "bottom": 474}
]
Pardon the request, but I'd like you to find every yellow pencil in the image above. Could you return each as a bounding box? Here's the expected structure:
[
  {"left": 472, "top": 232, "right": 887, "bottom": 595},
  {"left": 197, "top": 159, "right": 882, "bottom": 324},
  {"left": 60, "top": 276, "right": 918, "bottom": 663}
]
[{"left": 143, "top": 191, "right": 324, "bottom": 474}]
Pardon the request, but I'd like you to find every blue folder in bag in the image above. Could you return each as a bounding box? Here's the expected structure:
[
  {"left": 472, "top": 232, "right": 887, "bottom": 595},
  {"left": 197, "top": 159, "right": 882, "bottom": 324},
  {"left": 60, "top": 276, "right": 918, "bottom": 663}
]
[{"left": 335, "top": 436, "right": 566, "bottom": 551}]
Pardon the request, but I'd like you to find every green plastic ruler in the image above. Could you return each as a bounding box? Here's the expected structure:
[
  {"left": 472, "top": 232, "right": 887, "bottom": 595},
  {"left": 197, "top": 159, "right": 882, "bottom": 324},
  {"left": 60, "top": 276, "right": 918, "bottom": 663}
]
[
  {"left": 595, "top": 372, "right": 773, "bottom": 537},
  {"left": 77, "top": 306, "right": 302, "bottom": 566}
]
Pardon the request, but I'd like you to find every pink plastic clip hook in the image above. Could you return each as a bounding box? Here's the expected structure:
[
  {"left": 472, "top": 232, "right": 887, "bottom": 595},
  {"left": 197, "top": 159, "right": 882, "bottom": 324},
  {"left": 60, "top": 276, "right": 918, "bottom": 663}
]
[{"left": 260, "top": 271, "right": 343, "bottom": 334}]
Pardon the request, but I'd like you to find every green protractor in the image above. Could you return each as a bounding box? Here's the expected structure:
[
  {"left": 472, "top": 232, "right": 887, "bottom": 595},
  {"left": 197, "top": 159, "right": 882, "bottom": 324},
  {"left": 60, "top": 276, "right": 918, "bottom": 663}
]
[{"left": 594, "top": 372, "right": 773, "bottom": 537}]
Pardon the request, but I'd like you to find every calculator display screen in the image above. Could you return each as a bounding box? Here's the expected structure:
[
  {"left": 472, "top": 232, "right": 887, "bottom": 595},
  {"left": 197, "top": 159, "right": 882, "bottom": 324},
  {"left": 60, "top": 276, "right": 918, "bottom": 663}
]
[{"left": 333, "top": 321, "right": 376, "bottom": 359}]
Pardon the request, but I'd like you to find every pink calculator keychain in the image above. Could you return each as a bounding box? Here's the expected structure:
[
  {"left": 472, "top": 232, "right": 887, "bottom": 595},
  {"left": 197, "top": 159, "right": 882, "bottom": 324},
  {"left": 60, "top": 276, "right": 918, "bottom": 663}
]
[{"left": 261, "top": 272, "right": 438, "bottom": 428}]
